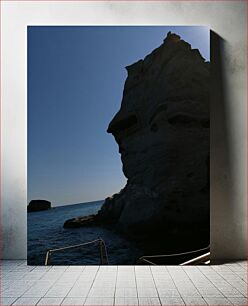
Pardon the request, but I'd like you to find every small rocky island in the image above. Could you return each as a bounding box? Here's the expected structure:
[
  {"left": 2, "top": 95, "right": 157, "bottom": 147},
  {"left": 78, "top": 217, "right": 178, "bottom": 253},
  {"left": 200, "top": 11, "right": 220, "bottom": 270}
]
[
  {"left": 64, "top": 215, "right": 96, "bottom": 228},
  {"left": 28, "top": 200, "right": 52, "bottom": 212},
  {"left": 64, "top": 32, "right": 210, "bottom": 251}
]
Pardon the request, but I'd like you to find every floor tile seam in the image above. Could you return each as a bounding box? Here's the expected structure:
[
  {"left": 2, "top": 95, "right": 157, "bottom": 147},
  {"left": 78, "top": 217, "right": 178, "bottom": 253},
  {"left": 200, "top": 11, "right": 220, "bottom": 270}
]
[
  {"left": 212, "top": 270, "right": 245, "bottom": 282},
  {"left": 5, "top": 279, "right": 41, "bottom": 300},
  {"left": 133, "top": 265, "right": 139, "bottom": 304},
  {"left": 227, "top": 296, "right": 248, "bottom": 305},
  {"left": 233, "top": 270, "right": 247, "bottom": 282},
  {"left": 164, "top": 267, "right": 186, "bottom": 305},
  {"left": 83, "top": 265, "right": 100, "bottom": 303},
  {"left": 237, "top": 262, "right": 247, "bottom": 268},
  {"left": 181, "top": 295, "right": 208, "bottom": 305},
  {"left": 201, "top": 295, "right": 247, "bottom": 306},
  {"left": 112, "top": 265, "right": 119, "bottom": 305},
  {"left": 193, "top": 267, "right": 227, "bottom": 298},
  {"left": 20, "top": 278, "right": 56, "bottom": 298},
  {"left": 44, "top": 284, "right": 76, "bottom": 298},
  {"left": 151, "top": 266, "right": 173, "bottom": 281},
  {"left": 213, "top": 268, "right": 247, "bottom": 297},
  {"left": 56, "top": 266, "right": 83, "bottom": 298},
  {"left": 20, "top": 295, "right": 43, "bottom": 306},
  {"left": 2, "top": 296, "right": 19, "bottom": 306},
  {"left": 179, "top": 266, "right": 205, "bottom": 299},
  {"left": 148, "top": 266, "right": 162, "bottom": 306}
]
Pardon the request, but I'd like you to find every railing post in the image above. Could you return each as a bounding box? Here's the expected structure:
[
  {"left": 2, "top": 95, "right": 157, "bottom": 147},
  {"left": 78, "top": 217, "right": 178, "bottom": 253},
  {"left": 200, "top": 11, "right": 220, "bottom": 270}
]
[
  {"left": 99, "top": 240, "right": 104, "bottom": 265},
  {"left": 45, "top": 251, "right": 50, "bottom": 266},
  {"left": 102, "top": 240, "right": 109, "bottom": 265}
]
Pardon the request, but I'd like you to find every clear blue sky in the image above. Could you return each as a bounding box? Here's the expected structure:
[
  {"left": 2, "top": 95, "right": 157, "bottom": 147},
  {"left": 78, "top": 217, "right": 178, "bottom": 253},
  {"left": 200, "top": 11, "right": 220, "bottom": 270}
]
[{"left": 28, "top": 26, "right": 209, "bottom": 206}]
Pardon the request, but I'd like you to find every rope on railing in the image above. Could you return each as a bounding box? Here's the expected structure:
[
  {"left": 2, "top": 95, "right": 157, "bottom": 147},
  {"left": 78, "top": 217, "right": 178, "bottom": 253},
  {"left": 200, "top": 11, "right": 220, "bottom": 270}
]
[
  {"left": 137, "top": 245, "right": 210, "bottom": 265},
  {"left": 44, "top": 238, "right": 109, "bottom": 266}
]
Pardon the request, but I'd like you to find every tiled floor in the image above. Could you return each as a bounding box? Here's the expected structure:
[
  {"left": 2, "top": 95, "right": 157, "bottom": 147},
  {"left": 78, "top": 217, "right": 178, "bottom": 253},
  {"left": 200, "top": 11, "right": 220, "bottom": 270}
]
[{"left": 0, "top": 260, "right": 247, "bottom": 305}]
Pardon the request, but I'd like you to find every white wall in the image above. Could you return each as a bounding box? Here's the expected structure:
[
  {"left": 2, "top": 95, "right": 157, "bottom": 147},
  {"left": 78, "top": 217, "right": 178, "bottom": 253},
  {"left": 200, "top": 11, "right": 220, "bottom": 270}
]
[{"left": 1, "top": 1, "right": 246, "bottom": 260}]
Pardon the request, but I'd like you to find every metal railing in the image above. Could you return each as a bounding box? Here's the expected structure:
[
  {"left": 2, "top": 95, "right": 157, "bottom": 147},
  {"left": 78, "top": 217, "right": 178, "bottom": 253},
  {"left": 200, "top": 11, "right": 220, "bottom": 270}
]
[
  {"left": 44, "top": 238, "right": 109, "bottom": 265},
  {"left": 180, "top": 252, "right": 210, "bottom": 265},
  {"left": 137, "top": 245, "right": 210, "bottom": 265}
]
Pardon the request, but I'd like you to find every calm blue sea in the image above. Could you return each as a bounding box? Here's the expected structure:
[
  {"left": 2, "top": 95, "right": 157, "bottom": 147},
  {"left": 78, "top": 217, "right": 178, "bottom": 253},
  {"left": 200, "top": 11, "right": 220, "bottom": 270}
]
[{"left": 28, "top": 200, "right": 143, "bottom": 265}]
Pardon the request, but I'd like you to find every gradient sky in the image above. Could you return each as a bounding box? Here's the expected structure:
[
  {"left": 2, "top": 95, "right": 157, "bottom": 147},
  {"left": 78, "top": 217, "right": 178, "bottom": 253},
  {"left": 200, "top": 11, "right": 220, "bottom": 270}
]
[{"left": 28, "top": 26, "right": 209, "bottom": 206}]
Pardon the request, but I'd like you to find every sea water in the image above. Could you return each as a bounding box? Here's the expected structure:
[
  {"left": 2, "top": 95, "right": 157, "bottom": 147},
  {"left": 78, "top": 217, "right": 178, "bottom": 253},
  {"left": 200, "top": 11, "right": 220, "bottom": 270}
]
[{"left": 28, "top": 200, "right": 142, "bottom": 265}]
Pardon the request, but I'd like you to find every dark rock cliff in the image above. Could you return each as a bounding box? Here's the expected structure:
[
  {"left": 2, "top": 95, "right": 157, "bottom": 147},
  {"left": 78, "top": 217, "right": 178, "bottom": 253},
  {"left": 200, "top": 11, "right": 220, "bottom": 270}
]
[
  {"left": 65, "top": 32, "right": 210, "bottom": 250},
  {"left": 97, "top": 32, "right": 209, "bottom": 245}
]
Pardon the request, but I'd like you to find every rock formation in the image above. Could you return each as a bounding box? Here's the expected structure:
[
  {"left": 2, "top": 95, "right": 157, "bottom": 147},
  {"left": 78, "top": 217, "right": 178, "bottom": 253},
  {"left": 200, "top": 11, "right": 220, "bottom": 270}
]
[
  {"left": 65, "top": 32, "right": 210, "bottom": 250},
  {"left": 64, "top": 215, "right": 96, "bottom": 228},
  {"left": 28, "top": 200, "right": 52, "bottom": 212}
]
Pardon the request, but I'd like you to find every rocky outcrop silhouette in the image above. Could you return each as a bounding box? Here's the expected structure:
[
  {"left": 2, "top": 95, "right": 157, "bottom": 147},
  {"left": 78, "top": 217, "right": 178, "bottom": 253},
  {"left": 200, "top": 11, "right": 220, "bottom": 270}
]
[
  {"left": 99, "top": 31, "right": 209, "bottom": 241},
  {"left": 28, "top": 200, "right": 51, "bottom": 212},
  {"left": 65, "top": 32, "right": 210, "bottom": 249},
  {"left": 63, "top": 215, "right": 96, "bottom": 228}
]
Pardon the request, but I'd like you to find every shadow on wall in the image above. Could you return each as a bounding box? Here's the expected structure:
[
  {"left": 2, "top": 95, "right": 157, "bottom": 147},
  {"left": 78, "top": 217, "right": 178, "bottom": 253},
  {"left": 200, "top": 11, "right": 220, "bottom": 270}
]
[{"left": 210, "top": 31, "right": 239, "bottom": 261}]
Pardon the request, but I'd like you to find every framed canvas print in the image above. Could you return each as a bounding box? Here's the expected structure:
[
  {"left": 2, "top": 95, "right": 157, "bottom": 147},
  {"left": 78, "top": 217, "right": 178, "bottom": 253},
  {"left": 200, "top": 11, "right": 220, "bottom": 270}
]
[{"left": 28, "top": 26, "right": 209, "bottom": 265}]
